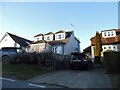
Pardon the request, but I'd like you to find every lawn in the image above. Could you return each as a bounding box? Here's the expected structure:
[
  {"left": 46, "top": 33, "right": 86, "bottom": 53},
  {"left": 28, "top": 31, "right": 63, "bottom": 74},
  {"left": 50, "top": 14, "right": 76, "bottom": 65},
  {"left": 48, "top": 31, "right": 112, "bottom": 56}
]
[{"left": 2, "top": 62, "right": 50, "bottom": 80}]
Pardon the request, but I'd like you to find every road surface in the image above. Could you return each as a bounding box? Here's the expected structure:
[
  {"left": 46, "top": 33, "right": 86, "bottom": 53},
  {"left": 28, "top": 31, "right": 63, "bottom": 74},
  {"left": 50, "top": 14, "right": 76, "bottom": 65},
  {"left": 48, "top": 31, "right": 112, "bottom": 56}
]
[
  {"left": 1, "top": 77, "right": 66, "bottom": 88},
  {"left": 29, "top": 67, "right": 113, "bottom": 88}
]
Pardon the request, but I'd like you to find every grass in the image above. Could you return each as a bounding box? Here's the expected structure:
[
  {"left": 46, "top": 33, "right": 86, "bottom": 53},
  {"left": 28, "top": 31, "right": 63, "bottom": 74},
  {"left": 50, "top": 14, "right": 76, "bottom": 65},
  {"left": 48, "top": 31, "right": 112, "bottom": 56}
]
[{"left": 2, "top": 62, "right": 50, "bottom": 80}]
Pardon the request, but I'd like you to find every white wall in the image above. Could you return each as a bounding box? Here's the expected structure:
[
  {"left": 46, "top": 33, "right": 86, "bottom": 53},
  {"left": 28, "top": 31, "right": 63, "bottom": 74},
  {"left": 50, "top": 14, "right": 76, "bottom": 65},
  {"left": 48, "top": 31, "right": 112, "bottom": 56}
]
[
  {"left": 102, "top": 30, "right": 116, "bottom": 38},
  {"left": 102, "top": 45, "right": 117, "bottom": 51},
  {"left": 0, "top": 34, "right": 20, "bottom": 49},
  {"left": 91, "top": 44, "right": 119, "bottom": 58},
  {"left": 64, "top": 33, "right": 80, "bottom": 55}
]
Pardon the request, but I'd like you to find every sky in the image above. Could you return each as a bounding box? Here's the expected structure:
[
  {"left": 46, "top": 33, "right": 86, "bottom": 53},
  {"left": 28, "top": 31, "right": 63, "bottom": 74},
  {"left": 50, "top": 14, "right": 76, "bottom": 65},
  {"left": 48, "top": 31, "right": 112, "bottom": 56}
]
[{"left": 0, "top": 1, "right": 118, "bottom": 51}]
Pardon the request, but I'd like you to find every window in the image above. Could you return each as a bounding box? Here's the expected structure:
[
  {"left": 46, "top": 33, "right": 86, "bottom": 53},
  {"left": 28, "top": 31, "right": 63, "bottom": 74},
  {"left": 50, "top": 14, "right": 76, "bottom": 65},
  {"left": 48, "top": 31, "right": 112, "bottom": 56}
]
[
  {"left": 109, "top": 46, "right": 111, "bottom": 49},
  {"left": 37, "top": 38, "right": 39, "bottom": 41},
  {"left": 47, "top": 36, "right": 50, "bottom": 40},
  {"left": 52, "top": 46, "right": 61, "bottom": 54},
  {"left": 104, "top": 47, "right": 106, "bottom": 49},
  {"left": 58, "top": 35, "right": 61, "bottom": 39},
  {"left": 52, "top": 47, "right": 57, "bottom": 53},
  {"left": 108, "top": 32, "right": 110, "bottom": 36},
  {"left": 111, "top": 32, "right": 114, "bottom": 36},
  {"left": 113, "top": 46, "right": 116, "bottom": 49},
  {"left": 104, "top": 32, "right": 106, "bottom": 36}
]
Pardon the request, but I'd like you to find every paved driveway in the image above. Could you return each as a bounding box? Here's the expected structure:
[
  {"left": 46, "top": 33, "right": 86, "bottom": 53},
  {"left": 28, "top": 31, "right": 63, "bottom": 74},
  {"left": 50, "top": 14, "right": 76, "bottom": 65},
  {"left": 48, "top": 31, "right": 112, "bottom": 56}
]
[{"left": 29, "top": 67, "right": 112, "bottom": 88}]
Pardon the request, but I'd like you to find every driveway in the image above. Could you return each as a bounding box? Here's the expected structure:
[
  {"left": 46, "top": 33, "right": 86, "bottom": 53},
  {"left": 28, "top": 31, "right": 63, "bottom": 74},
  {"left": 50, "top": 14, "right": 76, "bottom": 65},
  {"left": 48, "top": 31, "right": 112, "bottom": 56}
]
[{"left": 29, "top": 66, "right": 112, "bottom": 88}]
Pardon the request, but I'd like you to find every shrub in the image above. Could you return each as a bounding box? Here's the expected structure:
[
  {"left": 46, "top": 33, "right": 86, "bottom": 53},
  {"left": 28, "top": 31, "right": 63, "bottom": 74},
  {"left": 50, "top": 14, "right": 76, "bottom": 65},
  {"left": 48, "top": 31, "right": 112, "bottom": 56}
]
[
  {"left": 103, "top": 52, "right": 120, "bottom": 74},
  {"left": 9, "top": 52, "right": 70, "bottom": 70},
  {"left": 54, "top": 59, "right": 69, "bottom": 70},
  {"left": 9, "top": 52, "right": 35, "bottom": 64}
]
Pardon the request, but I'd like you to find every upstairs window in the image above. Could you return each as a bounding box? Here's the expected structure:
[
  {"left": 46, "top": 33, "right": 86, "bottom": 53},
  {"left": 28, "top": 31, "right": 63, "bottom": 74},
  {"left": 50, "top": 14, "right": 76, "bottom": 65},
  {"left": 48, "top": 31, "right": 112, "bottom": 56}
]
[
  {"left": 108, "top": 32, "right": 110, "bottom": 36},
  {"left": 104, "top": 32, "right": 106, "bottom": 36},
  {"left": 111, "top": 31, "right": 114, "bottom": 36},
  {"left": 47, "top": 36, "right": 50, "bottom": 41},
  {"left": 58, "top": 35, "right": 62, "bottom": 39},
  {"left": 37, "top": 38, "right": 39, "bottom": 41},
  {"left": 55, "top": 33, "right": 65, "bottom": 40}
]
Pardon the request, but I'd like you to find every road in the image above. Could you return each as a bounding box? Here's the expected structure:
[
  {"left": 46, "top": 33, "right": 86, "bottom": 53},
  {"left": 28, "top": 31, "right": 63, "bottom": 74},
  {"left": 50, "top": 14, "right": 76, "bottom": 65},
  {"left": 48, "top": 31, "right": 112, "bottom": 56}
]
[
  {"left": 29, "top": 66, "right": 113, "bottom": 88},
  {"left": 0, "top": 77, "right": 66, "bottom": 88}
]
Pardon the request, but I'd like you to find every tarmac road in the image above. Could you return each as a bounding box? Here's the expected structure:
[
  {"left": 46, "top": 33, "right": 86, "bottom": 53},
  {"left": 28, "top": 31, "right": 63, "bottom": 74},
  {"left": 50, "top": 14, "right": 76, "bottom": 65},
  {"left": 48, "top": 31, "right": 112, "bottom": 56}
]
[
  {"left": 1, "top": 77, "right": 66, "bottom": 89},
  {"left": 29, "top": 66, "right": 113, "bottom": 88}
]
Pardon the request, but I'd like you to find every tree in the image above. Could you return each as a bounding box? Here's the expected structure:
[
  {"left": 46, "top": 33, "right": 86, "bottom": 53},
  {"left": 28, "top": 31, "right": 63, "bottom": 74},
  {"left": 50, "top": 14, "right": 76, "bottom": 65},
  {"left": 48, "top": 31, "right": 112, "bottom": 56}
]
[{"left": 94, "top": 31, "right": 102, "bottom": 64}]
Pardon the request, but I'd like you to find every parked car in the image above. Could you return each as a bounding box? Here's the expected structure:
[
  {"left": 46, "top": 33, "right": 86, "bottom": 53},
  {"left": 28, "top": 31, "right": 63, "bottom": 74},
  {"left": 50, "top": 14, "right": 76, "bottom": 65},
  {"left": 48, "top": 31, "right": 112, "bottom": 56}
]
[
  {"left": 0, "top": 47, "right": 25, "bottom": 62},
  {"left": 69, "top": 52, "right": 93, "bottom": 70}
]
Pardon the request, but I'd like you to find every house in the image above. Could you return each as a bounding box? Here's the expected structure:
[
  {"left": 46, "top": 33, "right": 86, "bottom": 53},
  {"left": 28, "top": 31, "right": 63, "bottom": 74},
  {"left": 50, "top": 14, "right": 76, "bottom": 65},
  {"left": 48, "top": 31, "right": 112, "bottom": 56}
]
[
  {"left": 83, "top": 46, "right": 92, "bottom": 58},
  {"left": 0, "top": 32, "right": 32, "bottom": 51},
  {"left": 29, "top": 30, "right": 80, "bottom": 55},
  {"left": 90, "top": 29, "right": 120, "bottom": 58}
]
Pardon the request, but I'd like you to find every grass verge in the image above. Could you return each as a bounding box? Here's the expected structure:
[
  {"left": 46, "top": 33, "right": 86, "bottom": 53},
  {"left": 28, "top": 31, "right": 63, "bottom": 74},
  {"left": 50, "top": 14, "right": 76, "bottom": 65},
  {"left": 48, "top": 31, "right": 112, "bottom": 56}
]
[{"left": 2, "top": 62, "right": 50, "bottom": 80}]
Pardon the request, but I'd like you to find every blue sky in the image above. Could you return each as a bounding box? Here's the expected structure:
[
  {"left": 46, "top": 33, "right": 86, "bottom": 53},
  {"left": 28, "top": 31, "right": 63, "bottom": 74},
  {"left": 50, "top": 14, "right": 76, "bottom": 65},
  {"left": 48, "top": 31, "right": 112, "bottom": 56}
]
[{"left": 0, "top": 2, "right": 118, "bottom": 51}]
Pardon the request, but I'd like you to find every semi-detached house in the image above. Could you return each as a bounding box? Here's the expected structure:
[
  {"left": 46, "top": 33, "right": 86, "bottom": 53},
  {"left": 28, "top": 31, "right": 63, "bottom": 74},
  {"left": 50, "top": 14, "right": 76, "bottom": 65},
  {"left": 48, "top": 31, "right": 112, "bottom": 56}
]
[{"left": 90, "top": 29, "right": 120, "bottom": 58}]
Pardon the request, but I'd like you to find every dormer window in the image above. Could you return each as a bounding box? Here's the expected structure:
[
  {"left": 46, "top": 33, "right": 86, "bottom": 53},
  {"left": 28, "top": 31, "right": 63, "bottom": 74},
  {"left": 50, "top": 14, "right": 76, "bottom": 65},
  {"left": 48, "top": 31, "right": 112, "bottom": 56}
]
[
  {"left": 58, "top": 35, "right": 62, "bottom": 39},
  {"left": 55, "top": 33, "right": 65, "bottom": 40},
  {"left": 47, "top": 36, "right": 50, "bottom": 41},
  {"left": 104, "top": 32, "right": 106, "bottom": 36},
  {"left": 111, "top": 31, "right": 114, "bottom": 36},
  {"left": 37, "top": 38, "right": 40, "bottom": 41},
  {"left": 44, "top": 32, "right": 54, "bottom": 41},
  {"left": 108, "top": 32, "right": 110, "bottom": 36}
]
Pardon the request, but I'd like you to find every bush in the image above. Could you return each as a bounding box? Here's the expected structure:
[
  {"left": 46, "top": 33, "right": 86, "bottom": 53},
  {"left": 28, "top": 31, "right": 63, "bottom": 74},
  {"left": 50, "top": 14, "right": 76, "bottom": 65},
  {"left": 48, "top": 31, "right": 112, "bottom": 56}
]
[
  {"left": 9, "top": 52, "right": 70, "bottom": 70},
  {"left": 103, "top": 52, "right": 120, "bottom": 74},
  {"left": 54, "top": 59, "right": 69, "bottom": 70},
  {"left": 9, "top": 52, "right": 34, "bottom": 64}
]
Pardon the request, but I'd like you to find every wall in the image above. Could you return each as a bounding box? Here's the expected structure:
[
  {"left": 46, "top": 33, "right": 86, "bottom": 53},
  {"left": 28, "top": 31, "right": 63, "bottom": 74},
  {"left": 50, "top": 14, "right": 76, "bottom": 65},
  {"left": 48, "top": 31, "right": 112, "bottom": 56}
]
[
  {"left": 29, "top": 43, "right": 51, "bottom": 53},
  {"left": 0, "top": 34, "right": 20, "bottom": 49},
  {"left": 64, "top": 32, "right": 80, "bottom": 55}
]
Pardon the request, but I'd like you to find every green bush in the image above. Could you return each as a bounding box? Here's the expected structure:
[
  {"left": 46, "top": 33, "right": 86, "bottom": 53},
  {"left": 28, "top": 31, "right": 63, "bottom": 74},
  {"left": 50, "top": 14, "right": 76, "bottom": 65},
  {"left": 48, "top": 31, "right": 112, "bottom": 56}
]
[
  {"left": 54, "top": 59, "right": 69, "bottom": 70},
  {"left": 9, "top": 52, "right": 70, "bottom": 70},
  {"left": 103, "top": 52, "right": 120, "bottom": 74}
]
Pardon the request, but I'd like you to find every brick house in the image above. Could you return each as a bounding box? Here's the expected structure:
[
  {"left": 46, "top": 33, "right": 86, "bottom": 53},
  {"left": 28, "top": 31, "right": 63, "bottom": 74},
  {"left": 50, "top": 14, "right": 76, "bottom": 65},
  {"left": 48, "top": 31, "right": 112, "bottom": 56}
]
[{"left": 90, "top": 29, "right": 120, "bottom": 58}]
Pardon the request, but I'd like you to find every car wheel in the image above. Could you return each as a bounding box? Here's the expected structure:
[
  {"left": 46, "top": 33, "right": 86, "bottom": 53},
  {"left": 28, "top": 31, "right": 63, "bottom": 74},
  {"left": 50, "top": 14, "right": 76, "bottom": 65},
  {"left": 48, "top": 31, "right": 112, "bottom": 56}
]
[{"left": 2, "top": 55, "right": 9, "bottom": 62}]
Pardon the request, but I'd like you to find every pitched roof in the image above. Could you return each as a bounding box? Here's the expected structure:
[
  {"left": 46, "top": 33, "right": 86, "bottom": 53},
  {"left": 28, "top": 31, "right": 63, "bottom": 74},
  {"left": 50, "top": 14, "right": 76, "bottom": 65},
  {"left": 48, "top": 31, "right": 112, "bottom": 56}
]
[
  {"left": 83, "top": 46, "right": 91, "bottom": 53},
  {"left": 34, "top": 33, "right": 44, "bottom": 37},
  {"left": 31, "top": 40, "right": 47, "bottom": 44},
  {"left": 75, "top": 37, "right": 80, "bottom": 43},
  {"left": 7, "top": 32, "right": 32, "bottom": 47},
  {"left": 45, "top": 32, "right": 54, "bottom": 35},
  {"left": 90, "top": 29, "right": 120, "bottom": 45},
  {"left": 55, "top": 30, "right": 65, "bottom": 34},
  {"left": 48, "top": 31, "right": 73, "bottom": 45},
  {"left": 48, "top": 38, "right": 69, "bottom": 45},
  {"left": 32, "top": 31, "right": 74, "bottom": 45}
]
